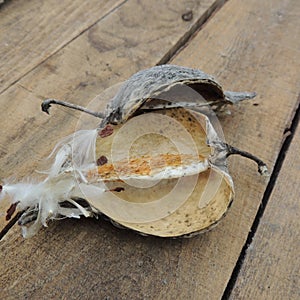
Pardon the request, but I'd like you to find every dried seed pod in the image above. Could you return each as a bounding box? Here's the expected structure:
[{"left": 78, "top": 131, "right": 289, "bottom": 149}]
[
  {"left": 82, "top": 108, "right": 234, "bottom": 237},
  {"left": 1, "top": 65, "right": 268, "bottom": 238},
  {"left": 42, "top": 65, "right": 256, "bottom": 124}
]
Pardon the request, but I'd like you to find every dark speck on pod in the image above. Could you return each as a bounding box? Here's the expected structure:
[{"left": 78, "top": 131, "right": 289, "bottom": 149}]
[
  {"left": 97, "top": 155, "right": 108, "bottom": 166},
  {"left": 111, "top": 187, "right": 125, "bottom": 192}
]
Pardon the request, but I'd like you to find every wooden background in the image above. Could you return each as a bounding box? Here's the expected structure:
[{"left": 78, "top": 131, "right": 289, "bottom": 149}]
[{"left": 0, "top": 0, "right": 299, "bottom": 299}]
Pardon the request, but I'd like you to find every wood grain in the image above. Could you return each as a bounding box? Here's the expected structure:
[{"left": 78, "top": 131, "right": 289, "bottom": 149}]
[
  {"left": 229, "top": 118, "right": 300, "bottom": 299},
  {"left": 0, "top": 0, "right": 299, "bottom": 299},
  {"left": 0, "top": 0, "right": 126, "bottom": 94}
]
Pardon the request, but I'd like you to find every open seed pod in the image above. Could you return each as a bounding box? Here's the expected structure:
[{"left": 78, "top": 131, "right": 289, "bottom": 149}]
[
  {"left": 1, "top": 65, "right": 268, "bottom": 238},
  {"left": 81, "top": 108, "right": 234, "bottom": 237}
]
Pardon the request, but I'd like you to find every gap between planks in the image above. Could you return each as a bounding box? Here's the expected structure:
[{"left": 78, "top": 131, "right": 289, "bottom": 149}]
[
  {"left": 0, "top": 0, "right": 226, "bottom": 98},
  {"left": 157, "top": 0, "right": 227, "bottom": 65},
  {"left": 222, "top": 93, "right": 300, "bottom": 299}
]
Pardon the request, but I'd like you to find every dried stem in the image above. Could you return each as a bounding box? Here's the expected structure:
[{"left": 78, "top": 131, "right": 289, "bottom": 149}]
[
  {"left": 226, "top": 143, "right": 269, "bottom": 176},
  {"left": 41, "top": 99, "right": 105, "bottom": 119}
]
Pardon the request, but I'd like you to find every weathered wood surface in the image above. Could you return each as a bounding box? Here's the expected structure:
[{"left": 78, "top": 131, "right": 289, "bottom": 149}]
[
  {"left": 0, "top": 0, "right": 299, "bottom": 299},
  {"left": 0, "top": 0, "right": 127, "bottom": 94},
  {"left": 167, "top": 0, "right": 300, "bottom": 298},
  {"left": 230, "top": 115, "right": 300, "bottom": 299}
]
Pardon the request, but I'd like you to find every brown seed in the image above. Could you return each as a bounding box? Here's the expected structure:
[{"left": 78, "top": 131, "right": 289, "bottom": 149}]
[
  {"left": 6, "top": 202, "right": 20, "bottom": 221},
  {"left": 97, "top": 155, "right": 108, "bottom": 166},
  {"left": 99, "top": 125, "right": 114, "bottom": 138}
]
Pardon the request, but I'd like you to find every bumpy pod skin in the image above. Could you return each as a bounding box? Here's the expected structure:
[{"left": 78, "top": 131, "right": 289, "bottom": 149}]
[
  {"left": 41, "top": 64, "right": 256, "bottom": 126},
  {"left": 101, "top": 64, "right": 256, "bottom": 126}
]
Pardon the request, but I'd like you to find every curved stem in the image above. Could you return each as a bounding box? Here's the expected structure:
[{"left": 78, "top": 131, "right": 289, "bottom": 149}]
[
  {"left": 225, "top": 143, "right": 269, "bottom": 176},
  {"left": 41, "top": 98, "right": 105, "bottom": 119}
]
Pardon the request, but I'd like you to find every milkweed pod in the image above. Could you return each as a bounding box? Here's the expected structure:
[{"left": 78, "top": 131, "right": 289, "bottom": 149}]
[{"left": 1, "top": 65, "right": 268, "bottom": 238}]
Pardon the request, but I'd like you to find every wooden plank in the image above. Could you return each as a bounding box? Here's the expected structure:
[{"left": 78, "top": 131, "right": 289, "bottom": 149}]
[
  {"left": 229, "top": 121, "right": 300, "bottom": 299},
  {"left": 0, "top": 0, "right": 125, "bottom": 93},
  {"left": 0, "top": 1, "right": 299, "bottom": 300},
  {"left": 166, "top": 1, "right": 300, "bottom": 298}
]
